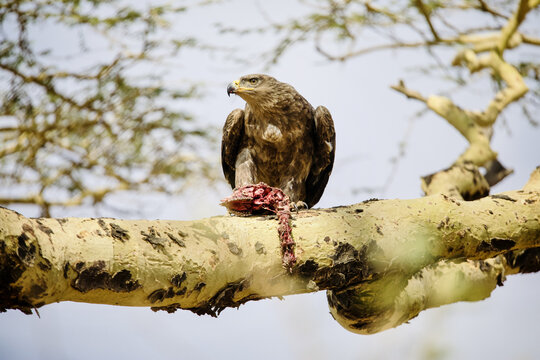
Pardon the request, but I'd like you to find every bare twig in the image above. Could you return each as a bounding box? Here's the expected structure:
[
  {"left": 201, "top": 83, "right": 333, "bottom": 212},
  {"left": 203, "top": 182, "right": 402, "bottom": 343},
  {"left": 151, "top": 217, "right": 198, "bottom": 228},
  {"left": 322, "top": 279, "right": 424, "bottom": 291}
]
[{"left": 413, "top": 0, "right": 441, "bottom": 41}]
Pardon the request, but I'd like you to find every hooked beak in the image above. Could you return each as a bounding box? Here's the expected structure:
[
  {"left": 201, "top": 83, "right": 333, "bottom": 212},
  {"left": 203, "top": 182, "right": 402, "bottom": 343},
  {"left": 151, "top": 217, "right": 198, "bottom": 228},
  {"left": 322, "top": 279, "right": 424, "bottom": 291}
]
[
  {"left": 227, "top": 79, "right": 255, "bottom": 97},
  {"left": 227, "top": 80, "right": 240, "bottom": 97}
]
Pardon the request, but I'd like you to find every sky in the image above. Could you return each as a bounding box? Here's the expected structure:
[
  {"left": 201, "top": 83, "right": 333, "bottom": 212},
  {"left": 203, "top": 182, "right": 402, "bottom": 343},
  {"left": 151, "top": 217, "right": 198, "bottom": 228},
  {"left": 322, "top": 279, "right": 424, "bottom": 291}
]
[{"left": 1, "top": 1, "right": 540, "bottom": 359}]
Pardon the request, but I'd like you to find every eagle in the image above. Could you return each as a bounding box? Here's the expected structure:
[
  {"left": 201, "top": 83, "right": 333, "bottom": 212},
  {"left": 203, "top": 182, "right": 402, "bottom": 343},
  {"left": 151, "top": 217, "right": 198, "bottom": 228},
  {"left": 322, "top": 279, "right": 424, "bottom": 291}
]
[{"left": 222, "top": 74, "right": 335, "bottom": 208}]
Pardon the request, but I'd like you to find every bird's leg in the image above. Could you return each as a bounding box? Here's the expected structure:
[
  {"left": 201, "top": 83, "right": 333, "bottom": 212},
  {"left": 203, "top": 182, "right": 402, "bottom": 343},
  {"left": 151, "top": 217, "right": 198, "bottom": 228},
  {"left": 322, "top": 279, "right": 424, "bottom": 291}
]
[
  {"left": 235, "top": 148, "right": 256, "bottom": 186},
  {"left": 283, "top": 178, "right": 308, "bottom": 211},
  {"left": 292, "top": 201, "right": 309, "bottom": 212}
]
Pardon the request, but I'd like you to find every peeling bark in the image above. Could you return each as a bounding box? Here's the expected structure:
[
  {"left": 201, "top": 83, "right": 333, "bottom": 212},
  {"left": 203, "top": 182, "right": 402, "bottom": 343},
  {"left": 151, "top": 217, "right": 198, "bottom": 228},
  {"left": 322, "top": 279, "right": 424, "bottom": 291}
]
[{"left": 1, "top": 168, "right": 539, "bottom": 333}]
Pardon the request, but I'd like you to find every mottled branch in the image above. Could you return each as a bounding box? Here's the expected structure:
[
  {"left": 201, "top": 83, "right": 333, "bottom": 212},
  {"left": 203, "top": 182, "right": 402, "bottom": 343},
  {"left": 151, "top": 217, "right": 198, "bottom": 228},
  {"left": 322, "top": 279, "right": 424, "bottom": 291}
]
[
  {"left": 497, "top": 0, "right": 540, "bottom": 55},
  {"left": 392, "top": 81, "right": 497, "bottom": 166},
  {"left": 421, "top": 163, "right": 490, "bottom": 200},
  {"left": 1, "top": 168, "right": 539, "bottom": 334},
  {"left": 329, "top": 257, "right": 507, "bottom": 334},
  {"left": 391, "top": 0, "right": 535, "bottom": 174},
  {"left": 453, "top": 50, "right": 528, "bottom": 127}
]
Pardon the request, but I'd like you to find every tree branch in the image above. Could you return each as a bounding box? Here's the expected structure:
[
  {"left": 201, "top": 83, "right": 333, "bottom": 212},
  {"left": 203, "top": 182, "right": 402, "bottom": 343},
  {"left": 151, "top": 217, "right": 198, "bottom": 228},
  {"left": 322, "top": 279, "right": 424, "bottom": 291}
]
[
  {"left": 497, "top": 0, "right": 540, "bottom": 55},
  {"left": 392, "top": 42, "right": 528, "bottom": 174},
  {"left": 421, "top": 163, "right": 490, "bottom": 200},
  {"left": 475, "top": 0, "right": 509, "bottom": 19},
  {"left": 391, "top": 81, "right": 497, "bottom": 166},
  {"left": 328, "top": 256, "right": 508, "bottom": 334},
  {"left": 1, "top": 168, "right": 539, "bottom": 333},
  {"left": 413, "top": 0, "right": 441, "bottom": 41}
]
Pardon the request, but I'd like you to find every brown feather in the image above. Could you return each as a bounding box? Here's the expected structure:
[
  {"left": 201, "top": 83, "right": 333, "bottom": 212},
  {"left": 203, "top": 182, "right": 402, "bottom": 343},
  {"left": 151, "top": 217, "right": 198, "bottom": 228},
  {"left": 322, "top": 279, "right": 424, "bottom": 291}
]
[
  {"left": 221, "top": 109, "right": 244, "bottom": 187},
  {"left": 305, "top": 105, "right": 336, "bottom": 207},
  {"left": 222, "top": 74, "right": 335, "bottom": 207}
]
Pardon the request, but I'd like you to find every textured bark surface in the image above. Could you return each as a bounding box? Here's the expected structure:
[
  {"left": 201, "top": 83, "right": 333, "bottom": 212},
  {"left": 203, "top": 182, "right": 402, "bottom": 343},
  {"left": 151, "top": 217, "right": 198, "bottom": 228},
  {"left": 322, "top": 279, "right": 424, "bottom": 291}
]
[{"left": 1, "top": 168, "right": 539, "bottom": 333}]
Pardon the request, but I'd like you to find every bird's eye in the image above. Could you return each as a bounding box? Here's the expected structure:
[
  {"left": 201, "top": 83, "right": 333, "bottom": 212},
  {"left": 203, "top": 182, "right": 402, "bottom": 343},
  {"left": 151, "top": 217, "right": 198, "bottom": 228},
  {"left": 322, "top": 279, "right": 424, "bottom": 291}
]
[{"left": 249, "top": 78, "right": 258, "bottom": 85}]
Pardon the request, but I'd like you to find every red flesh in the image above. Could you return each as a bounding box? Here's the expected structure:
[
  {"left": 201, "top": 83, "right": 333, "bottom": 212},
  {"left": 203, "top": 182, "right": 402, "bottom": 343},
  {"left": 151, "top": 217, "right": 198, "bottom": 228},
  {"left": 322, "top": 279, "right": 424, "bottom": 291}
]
[{"left": 221, "top": 183, "right": 296, "bottom": 270}]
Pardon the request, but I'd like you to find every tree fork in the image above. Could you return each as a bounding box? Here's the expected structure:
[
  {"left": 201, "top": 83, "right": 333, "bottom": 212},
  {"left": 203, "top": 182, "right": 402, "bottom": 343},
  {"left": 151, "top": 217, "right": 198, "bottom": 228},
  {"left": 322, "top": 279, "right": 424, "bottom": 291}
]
[{"left": 1, "top": 168, "right": 539, "bottom": 332}]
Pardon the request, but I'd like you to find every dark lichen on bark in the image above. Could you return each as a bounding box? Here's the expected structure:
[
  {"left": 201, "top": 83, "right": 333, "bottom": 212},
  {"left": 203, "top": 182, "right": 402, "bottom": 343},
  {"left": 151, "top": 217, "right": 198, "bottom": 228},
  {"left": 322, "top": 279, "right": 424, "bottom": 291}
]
[
  {"left": 151, "top": 303, "right": 183, "bottom": 313},
  {"left": 71, "top": 261, "right": 140, "bottom": 293},
  {"left": 171, "top": 273, "right": 187, "bottom": 288},
  {"left": 227, "top": 242, "right": 243, "bottom": 256},
  {"left": 110, "top": 223, "right": 130, "bottom": 242},
  {"left": 148, "top": 287, "right": 176, "bottom": 303},
  {"left": 0, "top": 241, "right": 25, "bottom": 313},
  {"left": 476, "top": 238, "right": 516, "bottom": 253},
  {"left": 109, "top": 269, "right": 140, "bottom": 292},
  {"left": 297, "top": 259, "right": 319, "bottom": 276},
  {"left": 36, "top": 220, "right": 54, "bottom": 237},
  {"left": 97, "top": 219, "right": 110, "bottom": 235},
  {"left": 490, "top": 194, "right": 517, "bottom": 202},
  {"left": 141, "top": 228, "right": 168, "bottom": 250},
  {"left": 327, "top": 269, "right": 411, "bottom": 334},
  {"left": 313, "top": 242, "right": 376, "bottom": 289},
  {"left": 150, "top": 279, "right": 260, "bottom": 317},
  {"left": 165, "top": 232, "right": 185, "bottom": 247},
  {"left": 17, "top": 233, "right": 36, "bottom": 265},
  {"left": 0, "top": 233, "right": 45, "bottom": 314},
  {"left": 194, "top": 282, "right": 206, "bottom": 291},
  {"left": 22, "top": 223, "right": 34, "bottom": 235},
  {"left": 28, "top": 284, "right": 46, "bottom": 298},
  {"left": 188, "top": 279, "right": 258, "bottom": 317},
  {"left": 505, "top": 248, "right": 540, "bottom": 273},
  {"left": 254, "top": 241, "right": 266, "bottom": 254},
  {"left": 63, "top": 262, "right": 70, "bottom": 279}
]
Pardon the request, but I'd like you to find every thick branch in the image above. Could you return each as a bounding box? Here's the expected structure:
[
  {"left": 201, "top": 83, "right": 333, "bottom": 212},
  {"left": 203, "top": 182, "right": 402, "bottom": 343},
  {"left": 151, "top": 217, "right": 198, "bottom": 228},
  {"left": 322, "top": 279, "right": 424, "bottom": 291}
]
[
  {"left": 393, "top": 44, "right": 528, "bottom": 169},
  {"left": 328, "top": 256, "right": 507, "bottom": 334},
  {"left": 421, "top": 163, "right": 490, "bottom": 200},
  {"left": 1, "top": 169, "right": 539, "bottom": 332},
  {"left": 327, "top": 167, "right": 540, "bottom": 334},
  {"left": 497, "top": 0, "right": 540, "bottom": 55},
  {"left": 392, "top": 83, "right": 497, "bottom": 166},
  {"left": 452, "top": 50, "right": 528, "bottom": 127}
]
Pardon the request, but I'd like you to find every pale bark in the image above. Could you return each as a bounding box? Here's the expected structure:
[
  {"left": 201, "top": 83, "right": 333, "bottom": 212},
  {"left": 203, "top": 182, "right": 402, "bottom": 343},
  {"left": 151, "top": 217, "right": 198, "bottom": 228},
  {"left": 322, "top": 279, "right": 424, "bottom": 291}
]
[
  {"left": 1, "top": 167, "right": 539, "bottom": 333},
  {"left": 391, "top": 0, "right": 537, "bottom": 189}
]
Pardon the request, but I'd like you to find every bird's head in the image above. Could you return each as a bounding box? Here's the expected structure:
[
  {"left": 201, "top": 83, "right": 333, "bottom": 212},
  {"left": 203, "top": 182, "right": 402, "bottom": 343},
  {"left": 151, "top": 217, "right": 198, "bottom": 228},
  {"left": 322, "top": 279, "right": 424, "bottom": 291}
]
[{"left": 227, "top": 74, "right": 281, "bottom": 103}]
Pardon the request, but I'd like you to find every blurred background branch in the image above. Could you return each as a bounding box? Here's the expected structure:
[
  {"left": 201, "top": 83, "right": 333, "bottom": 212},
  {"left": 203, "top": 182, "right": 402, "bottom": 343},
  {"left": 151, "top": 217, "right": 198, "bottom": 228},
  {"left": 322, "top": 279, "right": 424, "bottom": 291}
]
[{"left": 0, "top": 0, "right": 216, "bottom": 216}]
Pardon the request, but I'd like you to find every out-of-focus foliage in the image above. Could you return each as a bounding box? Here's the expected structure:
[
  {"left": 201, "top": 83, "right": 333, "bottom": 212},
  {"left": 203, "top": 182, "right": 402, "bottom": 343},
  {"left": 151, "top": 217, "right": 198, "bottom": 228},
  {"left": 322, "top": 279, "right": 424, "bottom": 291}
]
[
  {"left": 219, "top": 0, "right": 540, "bottom": 123},
  {"left": 0, "top": 0, "right": 212, "bottom": 216}
]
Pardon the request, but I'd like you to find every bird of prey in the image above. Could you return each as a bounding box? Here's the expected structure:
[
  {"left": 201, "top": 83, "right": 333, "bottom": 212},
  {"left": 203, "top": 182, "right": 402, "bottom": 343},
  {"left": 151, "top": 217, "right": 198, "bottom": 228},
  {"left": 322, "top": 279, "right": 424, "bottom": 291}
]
[{"left": 222, "top": 74, "right": 335, "bottom": 208}]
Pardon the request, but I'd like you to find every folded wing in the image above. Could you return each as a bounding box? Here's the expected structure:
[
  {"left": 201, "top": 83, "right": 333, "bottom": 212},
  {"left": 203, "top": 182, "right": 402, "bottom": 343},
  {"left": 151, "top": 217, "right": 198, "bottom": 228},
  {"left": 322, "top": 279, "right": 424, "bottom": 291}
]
[
  {"left": 305, "top": 105, "right": 336, "bottom": 207},
  {"left": 221, "top": 109, "right": 245, "bottom": 188}
]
